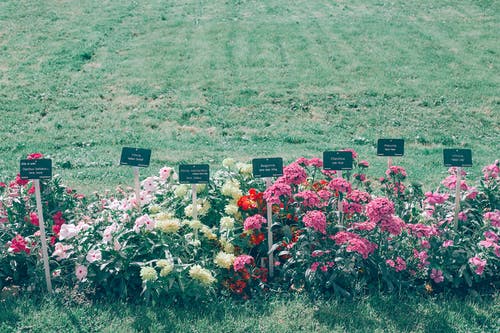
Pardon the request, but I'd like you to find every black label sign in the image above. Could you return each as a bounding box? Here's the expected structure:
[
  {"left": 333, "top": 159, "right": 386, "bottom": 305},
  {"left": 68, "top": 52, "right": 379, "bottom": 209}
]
[
  {"left": 377, "top": 139, "right": 404, "bottom": 156},
  {"left": 443, "top": 149, "right": 472, "bottom": 167},
  {"left": 120, "top": 147, "right": 151, "bottom": 167},
  {"left": 323, "top": 151, "right": 353, "bottom": 170},
  {"left": 252, "top": 158, "right": 283, "bottom": 178},
  {"left": 179, "top": 164, "right": 210, "bottom": 184},
  {"left": 20, "top": 159, "right": 52, "bottom": 180}
]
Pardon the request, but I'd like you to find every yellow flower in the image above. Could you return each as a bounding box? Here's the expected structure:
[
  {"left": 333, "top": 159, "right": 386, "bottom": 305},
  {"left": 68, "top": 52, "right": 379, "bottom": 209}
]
[
  {"left": 189, "top": 265, "right": 216, "bottom": 286},
  {"left": 140, "top": 266, "right": 158, "bottom": 282},
  {"left": 156, "top": 218, "right": 181, "bottom": 233},
  {"left": 425, "top": 283, "right": 433, "bottom": 293},
  {"left": 214, "top": 252, "right": 235, "bottom": 269},
  {"left": 221, "top": 180, "right": 242, "bottom": 200}
]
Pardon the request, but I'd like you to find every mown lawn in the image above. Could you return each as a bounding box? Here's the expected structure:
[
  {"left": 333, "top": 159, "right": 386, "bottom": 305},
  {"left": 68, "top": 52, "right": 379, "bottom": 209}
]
[
  {"left": 1, "top": 292, "right": 498, "bottom": 332},
  {"left": 0, "top": 0, "right": 498, "bottom": 192}
]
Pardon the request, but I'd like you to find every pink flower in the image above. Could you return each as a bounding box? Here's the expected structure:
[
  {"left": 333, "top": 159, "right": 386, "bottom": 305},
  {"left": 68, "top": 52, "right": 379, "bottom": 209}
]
[
  {"left": 347, "top": 190, "right": 371, "bottom": 204},
  {"left": 441, "top": 175, "right": 468, "bottom": 190},
  {"left": 263, "top": 180, "right": 292, "bottom": 205},
  {"left": 341, "top": 148, "right": 358, "bottom": 159},
  {"left": 327, "top": 178, "right": 352, "bottom": 194},
  {"left": 294, "top": 190, "right": 321, "bottom": 208},
  {"left": 365, "top": 198, "right": 395, "bottom": 223},
  {"left": 406, "top": 223, "right": 439, "bottom": 238},
  {"left": 442, "top": 240, "right": 454, "bottom": 248},
  {"left": 379, "top": 215, "right": 405, "bottom": 236},
  {"left": 75, "top": 265, "right": 88, "bottom": 281},
  {"left": 243, "top": 214, "right": 267, "bottom": 231},
  {"left": 458, "top": 212, "right": 468, "bottom": 221},
  {"left": 233, "top": 255, "right": 253, "bottom": 272},
  {"left": 465, "top": 187, "right": 478, "bottom": 200},
  {"left": 310, "top": 262, "right": 320, "bottom": 272},
  {"left": 52, "top": 211, "right": 66, "bottom": 226},
  {"left": 52, "top": 242, "right": 73, "bottom": 261},
  {"left": 282, "top": 163, "right": 307, "bottom": 185},
  {"left": 342, "top": 202, "right": 363, "bottom": 214},
  {"left": 86, "top": 249, "right": 102, "bottom": 263},
  {"left": 134, "top": 214, "right": 155, "bottom": 233},
  {"left": 395, "top": 257, "right": 407, "bottom": 272},
  {"left": 468, "top": 256, "right": 487, "bottom": 275},
  {"left": 332, "top": 232, "right": 377, "bottom": 259},
  {"left": 386, "top": 259, "right": 395, "bottom": 267},
  {"left": 424, "top": 192, "right": 449, "bottom": 205},
  {"left": 358, "top": 160, "right": 369, "bottom": 168},
  {"left": 483, "top": 211, "right": 500, "bottom": 228},
  {"left": 420, "top": 240, "right": 431, "bottom": 249},
  {"left": 159, "top": 167, "right": 173, "bottom": 180},
  {"left": 482, "top": 160, "right": 499, "bottom": 180},
  {"left": 413, "top": 249, "right": 430, "bottom": 266},
  {"left": 352, "top": 221, "right": 376, "bottom": 231},
  {"left": 302, "top": 210, "right": 327, "bottom": 234},
  {"left": 386, "top": 166, "right": 407, "bottom": 178},
  {"left": 430, "top": 269, "right": 444, "bottom": 283},
  {"left": 320, "top": 265, "right": 328, "bottom": 272}
]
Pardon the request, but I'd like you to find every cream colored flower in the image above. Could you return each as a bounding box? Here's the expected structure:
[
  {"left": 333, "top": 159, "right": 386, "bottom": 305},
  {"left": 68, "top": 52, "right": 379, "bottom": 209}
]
[
  {"left": 157, "top": 260, "right": 174, "bottom": 277},
  {"left": 214, "top": 252, "right": 235, "bottom": 269},
  {"left": 220, "top": 216, "right": 235, "bottom": 231},
  {"left": 156, "top": 218, "right": 181, "bottom": 233},
  {"left": 149, "top": 205, "right": 161, "bottom": 214},
  {"left": 225, "top": 203, "right": 239, "bottom": 216},
  {"left": 188, "top": 219, "right": 203, "bottom": 230},
  {"left": 195, "top": 184, "right": 206, "bottom": 193},
  {"left": 222, "top": 158, "right": 236, "bottom": 168},
  {"left": 220, "top": 239, "right": 235, "bottom": 254},
  {"left": 174, "top": 184, "right": 189, "bottom": 198},
  {"left": 189, "top": 265, "right": 216, "bottom": 285},
  {"left": 237, "top": 163, "right": 253, "bottom": 176},
  {"left": 140, "top": 266, "right": 158, "bottom": 282},
  {"left": 201, "top": 225, "right": 217, "bottom": 240}
]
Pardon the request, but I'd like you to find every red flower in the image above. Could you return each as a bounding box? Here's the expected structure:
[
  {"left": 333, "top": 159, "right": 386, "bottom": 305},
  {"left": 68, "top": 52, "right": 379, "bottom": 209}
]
[
  {"left": 27, "top": 153, "right": 43, "bottom": 160},
  {"left": 9, "top": 235, "right": 30, "bottom": 254},
  {"left": 52, "top": 211, "right": 65, "bottom": 226},
  {"left": 15, "top": 174, "right": 29, "bottom": 186},
  {"left": 250, "top": 232, "right": 266, "bottom": 245}
]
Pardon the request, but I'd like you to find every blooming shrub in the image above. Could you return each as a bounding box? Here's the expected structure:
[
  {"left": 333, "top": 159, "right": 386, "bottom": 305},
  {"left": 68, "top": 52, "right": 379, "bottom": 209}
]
[{"left": 0, "top": 154, "right": 498, "bottom": 302}]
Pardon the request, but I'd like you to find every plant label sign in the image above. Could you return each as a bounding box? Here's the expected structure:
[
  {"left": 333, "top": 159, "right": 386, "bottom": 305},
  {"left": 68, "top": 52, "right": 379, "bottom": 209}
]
[
  {"left": 443, "top": 149, "right": 472, "bottom": 167},
  {"left": 120, "top": 147, "right": 151, "bottom": 167},
  {"left": 179, "top": 164, "right": 210, "bottom": 184},
  {"left": 377, "top": 139, "right": 404, "bottom": 156},
  {"left": 323, "top": 151, "right": 353, "bottom": 170},
  {"left": 20, "top": 159, "right": 52, "bottom": 180},
  {"left": 252, "top": 158, "right": 283, "bottom": 178}
]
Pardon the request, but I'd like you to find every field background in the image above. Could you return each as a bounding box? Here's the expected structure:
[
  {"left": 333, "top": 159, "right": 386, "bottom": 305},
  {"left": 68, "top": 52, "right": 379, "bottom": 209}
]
[{"left": 0, "top": 0, "right": 498, "bottom": 193}]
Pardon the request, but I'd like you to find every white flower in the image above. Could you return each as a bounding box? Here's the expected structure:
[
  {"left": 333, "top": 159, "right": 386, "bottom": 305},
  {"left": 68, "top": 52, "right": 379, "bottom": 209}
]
[
  {"left": 214, "top": 252, "right": 235, "bottom": 269},
  {"left": 222, "top": 158, "right": 236, "bottom": 168},
  {"left": 174, "top": 184, "right": 189, "bottom": 198},
  {"left": 59, "top": 224, "right": 79, "bottom": 241},
  {"left": 86, "top": 249, "right": 102, "bottom": 263}
]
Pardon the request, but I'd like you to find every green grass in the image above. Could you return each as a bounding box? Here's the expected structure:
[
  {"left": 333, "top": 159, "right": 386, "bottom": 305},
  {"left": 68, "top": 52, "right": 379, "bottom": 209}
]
[
  {"left": 0, "top": 292, "right": 498, "bottom": 332},
  {"left": 0, "top": 0, "right": 498, "bottom": 194}
]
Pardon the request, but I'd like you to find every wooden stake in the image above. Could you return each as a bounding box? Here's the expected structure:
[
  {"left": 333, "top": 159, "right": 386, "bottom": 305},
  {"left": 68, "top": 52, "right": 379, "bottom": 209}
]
[
  {"left": 388, "top": 156, "right": 393, "bottom": 169},
  {"left": 265, "top": 178, "right": 274, "bottom": 278},
  {"left": 34, "top": 180, "right": 52, "bottom": 293},
  {"left": 134, "top": 167, "right": 141, "bottom": 213},
  {"left": 453, "top": 167, "right": 462, "bottom": 229},
  {"left": 192, "top": 184, "right": 198, "bottom": 240}
]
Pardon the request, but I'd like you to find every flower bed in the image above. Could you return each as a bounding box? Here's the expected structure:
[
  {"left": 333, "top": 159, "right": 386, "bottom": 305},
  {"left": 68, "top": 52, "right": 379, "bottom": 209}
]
[{"left": 0, "top": 153, "right": 498, "bottom": 302}]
